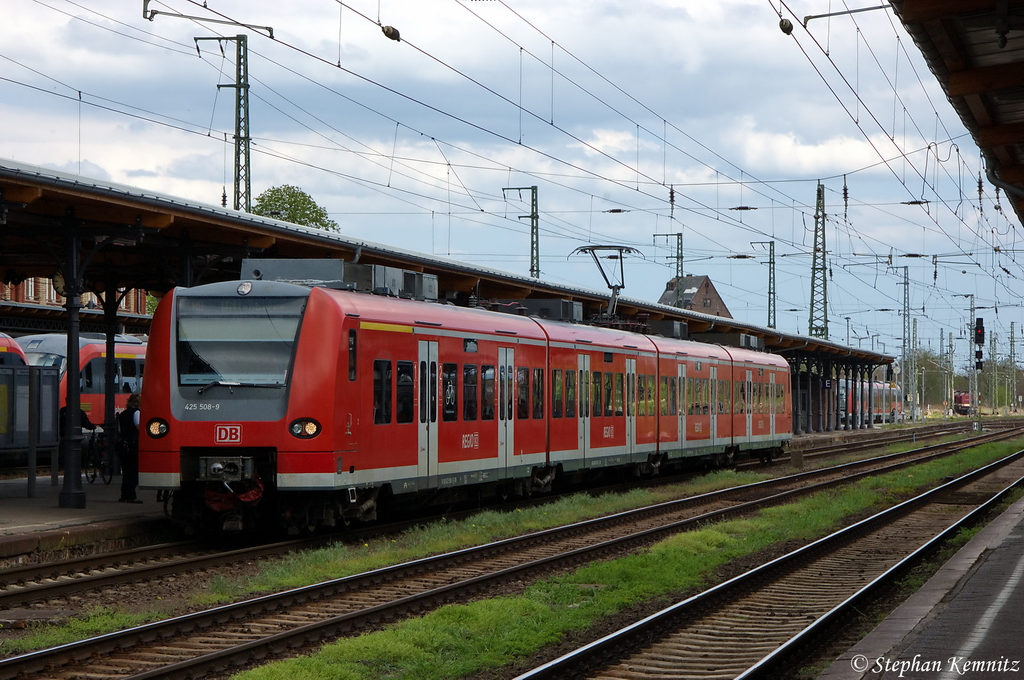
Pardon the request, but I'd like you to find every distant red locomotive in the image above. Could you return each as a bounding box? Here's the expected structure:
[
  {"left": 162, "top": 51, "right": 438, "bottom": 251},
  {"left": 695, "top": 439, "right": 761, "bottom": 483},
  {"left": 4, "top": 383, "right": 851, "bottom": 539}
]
[
  {"left": 953, "top": 390, "right": 971, "bottom": 416},
  {"left": 139, "top": 280, "right": 792, "bottom": 533}
]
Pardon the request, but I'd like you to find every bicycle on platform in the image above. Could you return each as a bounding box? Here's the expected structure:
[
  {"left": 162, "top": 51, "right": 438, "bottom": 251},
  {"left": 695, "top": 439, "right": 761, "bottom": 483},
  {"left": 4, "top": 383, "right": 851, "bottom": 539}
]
[{"left": 82, "top": 430, "right": 116, "bottom": 485}]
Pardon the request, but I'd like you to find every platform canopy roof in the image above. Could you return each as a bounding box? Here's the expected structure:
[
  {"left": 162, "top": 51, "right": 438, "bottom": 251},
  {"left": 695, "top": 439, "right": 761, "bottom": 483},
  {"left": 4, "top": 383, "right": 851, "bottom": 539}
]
[
  {"left": 0, "top": 158, "right": 890, "bottom": 363},
  {"left": 893, "top": 0, "right": 1024, "bottom": 220}
]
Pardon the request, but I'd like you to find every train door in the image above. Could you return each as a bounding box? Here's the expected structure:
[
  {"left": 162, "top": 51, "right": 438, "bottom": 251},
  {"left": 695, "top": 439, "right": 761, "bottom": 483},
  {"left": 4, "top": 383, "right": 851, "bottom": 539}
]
[
  {"left": 709, "top": 365, "right": 718, "bottom": 442},
  {"left": 625, "top": 358, "right": 636, "bottom": 459},
  {"left": 498, "top": 347, "right": 515, "bottom": 473},
  {"left": 677, "top": 362, "right": 686, "bottom": 451},
  {"left": 770, "top": 372, "right": 777, "bottom": 436},
  {"left": 577, "top": 353, "right": 591, "bottom": 465},
  {"left": 417, "top": 340, "right": 438, "bottom": 481}
]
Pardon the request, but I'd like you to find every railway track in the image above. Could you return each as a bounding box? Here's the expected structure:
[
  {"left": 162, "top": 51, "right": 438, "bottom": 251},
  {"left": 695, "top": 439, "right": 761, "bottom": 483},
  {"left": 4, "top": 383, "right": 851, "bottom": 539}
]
[
  {"left": 0, "top": 425, "right": 1008, "bottom": 615},
  {"left": 736, "top": 421, "right": 974, "bottom": 470},
  {"left": 0, "top": 427, "right": 1020, "bottom": 678},
  {"left": 514, "top": 448, "right": 1024, "bottom": 680}
]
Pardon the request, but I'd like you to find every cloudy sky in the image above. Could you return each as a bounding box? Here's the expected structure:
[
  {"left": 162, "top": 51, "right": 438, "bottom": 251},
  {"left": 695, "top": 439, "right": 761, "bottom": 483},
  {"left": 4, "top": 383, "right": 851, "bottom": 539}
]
[{"left": 2, "top": 0, "right": 1020, "bottom": 374}]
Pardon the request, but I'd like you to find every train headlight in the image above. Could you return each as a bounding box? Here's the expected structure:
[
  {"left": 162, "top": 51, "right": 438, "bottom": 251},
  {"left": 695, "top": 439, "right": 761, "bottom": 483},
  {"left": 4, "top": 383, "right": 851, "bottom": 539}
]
[
  {"left": 147, "top": 418, "right": 169, "bottom": 438},
  {"left": 289, "top": 418, "right": 321, "bottom": 438}
]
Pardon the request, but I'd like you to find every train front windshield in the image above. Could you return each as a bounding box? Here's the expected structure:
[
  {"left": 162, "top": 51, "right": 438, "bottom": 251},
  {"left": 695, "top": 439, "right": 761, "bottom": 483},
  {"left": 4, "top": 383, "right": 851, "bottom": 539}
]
[{"left": 176, "top": 296, "right": 306, "bottom": 387}]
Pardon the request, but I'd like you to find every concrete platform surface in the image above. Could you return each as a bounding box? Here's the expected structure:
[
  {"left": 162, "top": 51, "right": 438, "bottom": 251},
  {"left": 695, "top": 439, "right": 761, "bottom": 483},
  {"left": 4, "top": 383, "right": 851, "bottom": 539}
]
[
  {"left": 821, "top": 494, "right": 1024, "bottom": 679},
  {"left": 0, "top": 473, "right": 167, "bottom": 560}
]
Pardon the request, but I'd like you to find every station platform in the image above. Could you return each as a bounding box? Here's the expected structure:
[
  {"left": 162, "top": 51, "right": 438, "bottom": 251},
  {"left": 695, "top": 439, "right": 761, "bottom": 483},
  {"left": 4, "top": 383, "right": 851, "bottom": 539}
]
[
  {"left": 822, "top": 492, "right": 1024, "bottom": 679},
  {"left": 0, "top": 473, "right": 168, "bottom": 563}
]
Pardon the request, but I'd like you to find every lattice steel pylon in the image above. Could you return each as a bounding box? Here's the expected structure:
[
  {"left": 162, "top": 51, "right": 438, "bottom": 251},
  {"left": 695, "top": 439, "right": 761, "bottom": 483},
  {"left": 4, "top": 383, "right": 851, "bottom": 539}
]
[
  {"left": 753, "top": 240, "right": 776, "bottom": 328},
  {"left": 808, "top": 183, "right": 828, "bottom": 338},
  {"left": 654, "top": 232, "right": 684, "bottom": 307},
  {"left": 1012, "top": 322, "right": 1018, "bottom": 411},
  {"left": 147, "top": 5, "right": 266, "bottom": 213},
  {"left": 195, "top": 35, "right": 251, "bottom": 212},
  {"left": 503, "top": 186, "right": 539, "bottom": 278},
  {"left": 227, "top": 35, "right": 251, "bottom": 213}
]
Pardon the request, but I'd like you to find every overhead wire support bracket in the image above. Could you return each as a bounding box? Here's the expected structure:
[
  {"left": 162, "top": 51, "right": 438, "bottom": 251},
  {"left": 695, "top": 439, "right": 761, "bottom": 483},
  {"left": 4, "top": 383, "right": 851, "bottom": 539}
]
[
  {"left": 802, "top": 4, "right": 891, "bottom": 28},
  {"left": 142, "top": 1, "right": 274, "bottom": 38}
]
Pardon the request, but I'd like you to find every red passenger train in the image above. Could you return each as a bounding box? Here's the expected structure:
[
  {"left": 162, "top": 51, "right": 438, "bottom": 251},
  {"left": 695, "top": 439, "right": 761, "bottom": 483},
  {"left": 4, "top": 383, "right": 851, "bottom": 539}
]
[{"left": 139, "top": 280, "right": 792, "bottom": 533}]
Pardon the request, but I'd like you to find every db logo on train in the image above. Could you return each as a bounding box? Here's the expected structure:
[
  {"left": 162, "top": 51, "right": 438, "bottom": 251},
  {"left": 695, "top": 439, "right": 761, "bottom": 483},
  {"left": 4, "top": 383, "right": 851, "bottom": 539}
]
[{"left": 215, "top": 424, "right": 243, "bottom": 444}]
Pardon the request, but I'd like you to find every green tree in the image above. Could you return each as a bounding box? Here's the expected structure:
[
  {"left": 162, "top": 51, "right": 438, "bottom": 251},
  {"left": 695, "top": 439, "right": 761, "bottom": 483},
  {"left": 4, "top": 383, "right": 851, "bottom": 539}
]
[{"left": 251, "top": 184, "right": 338, "bottom": 232}]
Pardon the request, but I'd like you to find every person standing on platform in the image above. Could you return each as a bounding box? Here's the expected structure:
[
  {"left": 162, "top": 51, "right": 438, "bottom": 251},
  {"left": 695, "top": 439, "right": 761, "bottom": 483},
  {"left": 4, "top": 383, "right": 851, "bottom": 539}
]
[{"left": 117, "top": 393, "right": 141, "bottom": 503}]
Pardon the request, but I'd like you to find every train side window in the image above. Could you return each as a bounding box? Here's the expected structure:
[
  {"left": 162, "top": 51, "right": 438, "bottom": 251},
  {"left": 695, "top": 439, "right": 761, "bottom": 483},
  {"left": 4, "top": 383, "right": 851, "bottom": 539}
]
[
  {"left": 702, "top": 378, "right": 710, "bottom": 415},
  {"left": 660, "top": 376, "right": 669, "bottom": 416},
  {"left": 498, "top": 365, "right": 506, "bottom": 421},
  {"left": 626, "top": 372, "right": 634, "bottom": 417},
  {"left": 592, "top": 371, "right": 602, "bottom": 418},
  {"left": 565, "top": 369, "right": 576, "bottom": 418},
  {"left": 720, "top": 379, "right": 728, "bottom": 414},
  {"left": 481, "top": 365, "right": 495, "bottom": 420},
  {"left": 396, "top": 361, "right": 414, "bottom": 423},
  {"left": 614, "top": 373, "right": 623, "bottom": 416},
  {"left": 667, "top": 374, "right": 675, "bottom": 417},
  {"left": 687, "top": 377, "right": 695, "bottom": 416},
  {"left": 442, "top": 363, "right": 458, "bottom": 422},
  {"left": 430, "top": 361, "right": 438, "bottom": 423},
  {"left": 120, "top": 359, "right": 139, "bottom": 393},
  {"left": 603, "top": 372, "right": 613, "bottom": 417},
  {"left": 81, "top": 358, "right": 104, "bottom": 394},
  {"left": 373, "top": 360, "right": 392, "bottom": 424},
  {"left": 533, "top": 368, "right": 544, "bottom": 419},
  {"left": 517, "top": 367, "right": 530, "bottom": 420},
  {"left": 419, "top": 361, "right": 427, "bottom": 423},
  {"left": 464, "top": 364, "right": 478, "bottom": 421},
  {"left": 552, "top": 369, "right": 563, "bottom": 418},
  {"left": 634, "top": 374, "right": 643, "bottom": 417},
  {"left": 647, "top": 376, "right": 656, "bottom": 416},
  {"left": 348, "top": 330, "right": 357, "bottom": 381},
  {"left": 583, "top": 370, "right": 592, "bottom": 417}
]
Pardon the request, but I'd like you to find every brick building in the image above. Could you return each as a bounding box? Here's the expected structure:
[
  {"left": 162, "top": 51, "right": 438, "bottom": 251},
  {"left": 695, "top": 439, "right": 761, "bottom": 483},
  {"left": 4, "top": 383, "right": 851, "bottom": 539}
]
[
  {"left": 1, "top": 278, "right": 148, "bottom": 315},
  {"left": 657, "top": 275, "right": 733, "bottom": 319}
]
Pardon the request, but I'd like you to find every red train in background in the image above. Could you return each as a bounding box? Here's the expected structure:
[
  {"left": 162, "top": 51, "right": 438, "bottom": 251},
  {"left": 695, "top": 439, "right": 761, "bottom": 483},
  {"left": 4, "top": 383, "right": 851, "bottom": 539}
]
[
  {"left": 837, "top": 379, "right": 903, "bottom": 425},
  {"left": 139, "top": 280, "right": 792, "bottom": 534},
  {"left": 0, "top": 333, "right": 28, "bottom": 366},
  {"left": 16, "top": 333, "right": 146, "bottom": 420}
]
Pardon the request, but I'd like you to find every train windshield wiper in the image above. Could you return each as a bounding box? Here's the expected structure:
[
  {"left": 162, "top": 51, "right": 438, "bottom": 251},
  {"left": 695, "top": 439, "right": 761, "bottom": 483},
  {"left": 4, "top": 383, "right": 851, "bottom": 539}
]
[{"left": 196, "top": 380, "right": 284, "bottom": 395}]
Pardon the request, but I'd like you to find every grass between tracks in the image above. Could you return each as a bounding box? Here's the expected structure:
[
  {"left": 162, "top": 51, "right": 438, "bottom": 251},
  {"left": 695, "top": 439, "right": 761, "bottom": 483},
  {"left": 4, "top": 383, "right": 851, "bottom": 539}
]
[{"left": 226, "top": 438, "right": 1024, "bottom": 680}]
